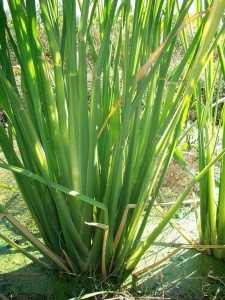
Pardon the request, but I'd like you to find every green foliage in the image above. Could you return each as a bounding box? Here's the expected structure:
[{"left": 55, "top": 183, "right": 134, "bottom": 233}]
[
  {"left": 0, "top": 0, "right": 224, "bottom": 280},
  {"left": 192, "top": 30, "right": 225, "bottom": 259}
]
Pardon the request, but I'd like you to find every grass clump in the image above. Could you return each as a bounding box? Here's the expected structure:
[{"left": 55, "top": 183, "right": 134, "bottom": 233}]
[{"left": 0, "top": 0, "right": 224, "bottom": 284}]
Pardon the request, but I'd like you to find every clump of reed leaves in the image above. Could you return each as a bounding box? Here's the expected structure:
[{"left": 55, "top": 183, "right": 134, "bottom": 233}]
[
  {"left": 0, "top": 0, "right": 224, "bottom": 281},
  {"left": 191, "top": 15, "right": 225, "bottom": 259}
]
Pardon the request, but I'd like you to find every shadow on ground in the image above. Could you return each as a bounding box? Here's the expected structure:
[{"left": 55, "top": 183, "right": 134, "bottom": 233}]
[
  {"left": 1, "top": 218, "right": 225, "bottom": 299},
  {"left": 0, "top": 223, "right": 90, "bottom": 300},
  {"left": 132, "top": 248, "right": 225, "bottom": 299},
  {"left": 0, "top": 258, "right": 91, "bottom": 300}
]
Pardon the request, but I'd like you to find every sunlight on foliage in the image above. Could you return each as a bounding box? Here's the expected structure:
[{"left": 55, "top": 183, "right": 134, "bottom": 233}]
[{"left": 0, "top": 0, "right": 224, "bottom": 280}]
